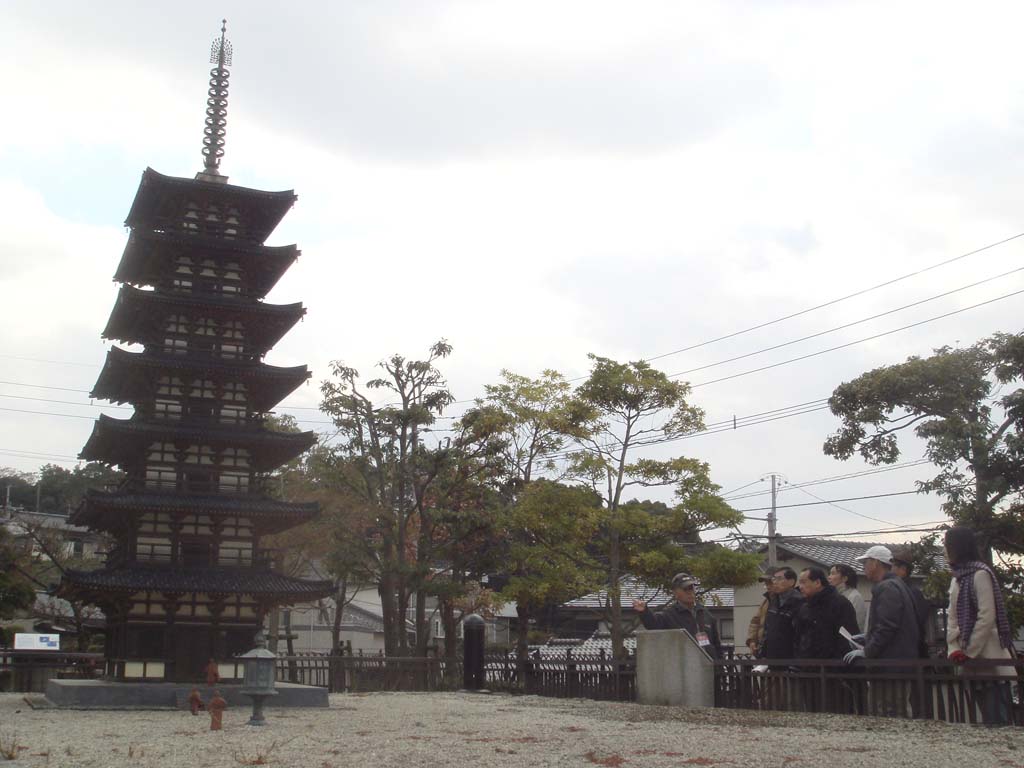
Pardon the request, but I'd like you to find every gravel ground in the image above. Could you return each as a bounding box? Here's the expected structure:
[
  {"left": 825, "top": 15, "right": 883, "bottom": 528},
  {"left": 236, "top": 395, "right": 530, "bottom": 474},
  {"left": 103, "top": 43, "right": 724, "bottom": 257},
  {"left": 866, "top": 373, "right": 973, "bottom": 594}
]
[{"left": 1, "top": 692, "right": 1024, "bottom": 767}]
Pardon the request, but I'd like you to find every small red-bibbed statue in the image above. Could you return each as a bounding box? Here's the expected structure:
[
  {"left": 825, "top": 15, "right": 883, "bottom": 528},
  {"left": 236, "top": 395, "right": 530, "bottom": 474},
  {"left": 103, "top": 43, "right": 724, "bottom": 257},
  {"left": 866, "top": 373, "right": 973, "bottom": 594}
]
[
  {"left": 208, "top": 690, "right": 227, "bottom": 731},
  {"left": 188, "top": 688, "right": 204, "bottom": 716},
  {"left": 205, "top": 658, "right": 220, "bottom": 688}
]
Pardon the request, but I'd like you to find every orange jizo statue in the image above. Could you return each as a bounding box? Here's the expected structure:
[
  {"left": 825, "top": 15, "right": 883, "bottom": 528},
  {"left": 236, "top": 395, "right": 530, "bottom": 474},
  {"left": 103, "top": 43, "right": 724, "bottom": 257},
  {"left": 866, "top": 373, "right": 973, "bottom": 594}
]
[
  {"left": 205, "top": 658, "right": 220, "bottom": 688},
  {"left": 208, "top": 690, "right": 227, "bottom": 731},
  {"left": 188, "top": 687, "right": 204, "bottom": 716}
]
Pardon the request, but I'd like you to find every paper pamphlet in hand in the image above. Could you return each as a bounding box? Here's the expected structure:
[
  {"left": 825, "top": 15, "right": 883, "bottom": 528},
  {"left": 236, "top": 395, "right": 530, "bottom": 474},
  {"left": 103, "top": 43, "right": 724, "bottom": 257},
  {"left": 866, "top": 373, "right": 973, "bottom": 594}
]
[{"left": 840, "top": 626, "right": 863, "bottom": 650}]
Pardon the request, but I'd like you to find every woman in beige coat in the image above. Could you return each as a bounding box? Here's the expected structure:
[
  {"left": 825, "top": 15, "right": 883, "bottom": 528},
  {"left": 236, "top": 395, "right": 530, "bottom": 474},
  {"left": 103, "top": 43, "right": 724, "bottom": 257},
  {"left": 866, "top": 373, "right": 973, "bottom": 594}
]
[{"left": 945, "top": 527, "right": 1017, "bottom": 725}]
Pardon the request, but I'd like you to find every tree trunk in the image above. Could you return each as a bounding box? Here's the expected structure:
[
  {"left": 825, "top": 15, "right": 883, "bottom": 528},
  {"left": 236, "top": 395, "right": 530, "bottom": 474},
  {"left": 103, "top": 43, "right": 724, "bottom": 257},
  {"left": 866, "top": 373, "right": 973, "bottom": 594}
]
[
  {"left": 397, "top": 586, "right": 411, "bottom": 655},
  {"left": 441, "top": 600, "right": 459, "bottom": 662},
  {"left": 379, "top": 576, "right": 398, "bottom": 656},
  {"left": 515, "top": 604, "right": 531, "bottom": 661},
  {"left": 609, "top": 528, "right": 624, "bottom": 659},
  {"left": 515, "top": 603, "right": 531, "bottom": 690},
  {"left": 267, "top": 608, "right": 280, "bottom": 653},
  {"left": 331, "top": 578, "right": 346, "bottom": 651},
  {"left": 283, "top": 609, "right": 297, "bottom": 682},
  {"left": 414, "top": 587, "right": 429, "bottom": 657},
  {"left": 73, "top": 605, "right": 89, "bottom": 651}
]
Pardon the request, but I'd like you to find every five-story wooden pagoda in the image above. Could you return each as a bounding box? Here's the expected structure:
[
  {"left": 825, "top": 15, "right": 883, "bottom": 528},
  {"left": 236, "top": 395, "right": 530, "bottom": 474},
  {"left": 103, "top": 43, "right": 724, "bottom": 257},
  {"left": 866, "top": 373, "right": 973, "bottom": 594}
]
[{"left": 61, "top": 22, "right": 332, "bottom": 683}]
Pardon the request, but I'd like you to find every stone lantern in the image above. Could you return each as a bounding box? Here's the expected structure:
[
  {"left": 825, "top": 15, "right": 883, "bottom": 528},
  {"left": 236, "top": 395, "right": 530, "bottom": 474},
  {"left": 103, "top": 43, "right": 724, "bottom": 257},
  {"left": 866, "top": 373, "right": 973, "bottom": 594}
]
[{"left": 239, "top": 629, "right": 278, "bottom": 726}]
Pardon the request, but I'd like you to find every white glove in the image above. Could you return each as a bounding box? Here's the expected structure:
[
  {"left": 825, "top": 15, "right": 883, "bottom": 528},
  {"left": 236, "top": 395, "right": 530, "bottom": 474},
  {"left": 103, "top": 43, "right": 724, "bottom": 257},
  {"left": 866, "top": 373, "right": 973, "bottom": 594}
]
[{"left": 843, "top": 649, "right": 865, "bottom": 665}]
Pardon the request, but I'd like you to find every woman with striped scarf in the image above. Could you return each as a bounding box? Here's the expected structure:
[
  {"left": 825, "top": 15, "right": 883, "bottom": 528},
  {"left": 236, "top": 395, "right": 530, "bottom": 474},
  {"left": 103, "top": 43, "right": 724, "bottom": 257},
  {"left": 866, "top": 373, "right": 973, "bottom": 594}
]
[{"left": 945, "top": 526, "right": 1017, "bottom": 725}]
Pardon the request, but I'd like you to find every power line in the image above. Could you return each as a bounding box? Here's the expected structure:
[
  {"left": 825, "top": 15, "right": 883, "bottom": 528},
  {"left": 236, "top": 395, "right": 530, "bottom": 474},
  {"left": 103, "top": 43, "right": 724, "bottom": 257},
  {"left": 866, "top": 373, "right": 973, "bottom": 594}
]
[
  {"left": 688, "top": 287, "right": 1024, "bottom": 388},
  {"left": 642, "top": 230, "right": 1024, "bottom": 364},
  {"left": 0, "top": 353, "right": 99, "bottom": 368},
  {"left": 730, "top": 488, "right": 939, "bottom": 513},
  {"left": 715, "top": 520, "right": 950, "bottom": 542},
  {"left": 722, "top": 459, "right": 931, "bottom": 500},
  {"left": 0, "top": 393, "right": 130, "bottom": 410},
  {"left": 534, "top": 401, "right": 832, "bottom": 462},
  {"left": 0, "top": 380, "right": 91, "bottom": 394},
  {"left": 719, "top": 478, "right": 764, "bottom": 497},
  {"left": 788, "top": 483, "right": 899, "bottom": 527},
  {"left": 0, "top": 451, "right": 79, "bottom": 465},
  {"left": 667, "top": 265, "right": 1024, "bottom": 378},
  {"left": 0, "top": 447, "right": 80, "bottom": 460},
  {"left": 0, "top": 407, "right": 95, "bottom": 420}
]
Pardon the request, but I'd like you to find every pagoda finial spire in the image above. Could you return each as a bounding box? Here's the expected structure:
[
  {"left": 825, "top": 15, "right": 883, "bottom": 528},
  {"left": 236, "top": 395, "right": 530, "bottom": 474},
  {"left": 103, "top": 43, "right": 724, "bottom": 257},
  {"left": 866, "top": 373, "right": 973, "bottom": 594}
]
[{"left": 198, "top": 19, "right": 233, "bottom": 183}]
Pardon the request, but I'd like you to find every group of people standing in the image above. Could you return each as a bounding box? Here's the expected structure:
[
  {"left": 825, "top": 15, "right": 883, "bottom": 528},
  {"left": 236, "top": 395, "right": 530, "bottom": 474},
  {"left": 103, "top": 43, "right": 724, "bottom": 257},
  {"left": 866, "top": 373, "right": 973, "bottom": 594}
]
[
  {"left": 634, "top": 526, "right": 1017, "bottom": 724},
  {"left": 746, "top": 545, "right": 925, "bottom": 665}
]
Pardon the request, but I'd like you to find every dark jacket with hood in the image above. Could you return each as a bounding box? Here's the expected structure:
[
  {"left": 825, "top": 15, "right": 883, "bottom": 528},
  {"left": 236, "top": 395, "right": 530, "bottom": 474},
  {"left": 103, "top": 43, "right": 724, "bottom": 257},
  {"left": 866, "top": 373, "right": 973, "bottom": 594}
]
[
  {"left": 638, "top": 600, "right": 722, "bottom": 658},
  {"left": 793, "top": 584, "right": 860, "bottom": 659}
]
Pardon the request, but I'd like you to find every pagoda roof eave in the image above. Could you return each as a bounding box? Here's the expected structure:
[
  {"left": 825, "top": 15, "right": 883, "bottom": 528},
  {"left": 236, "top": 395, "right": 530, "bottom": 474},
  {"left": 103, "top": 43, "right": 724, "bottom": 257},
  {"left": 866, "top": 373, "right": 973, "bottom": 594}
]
[
  {"left": 90, "top": 346, "right": 310, "bottom": 412},
  {"left": 100, "top": 285, "right": 304, "bottom": 352},
  {"left": 125, "top": 167, "right": 297, "bottom": 244},
  {"left": 79, "top": 414, "right": 316, "bottom": 472},
  {"left": 61, "top": 565, "right": 334, "bottom": 600},
  {"left": 113, "top": 230, "right": 299, "bottom": 298},
  {"left": 71, "top": 489, "right": 318, "bottom": 535}
]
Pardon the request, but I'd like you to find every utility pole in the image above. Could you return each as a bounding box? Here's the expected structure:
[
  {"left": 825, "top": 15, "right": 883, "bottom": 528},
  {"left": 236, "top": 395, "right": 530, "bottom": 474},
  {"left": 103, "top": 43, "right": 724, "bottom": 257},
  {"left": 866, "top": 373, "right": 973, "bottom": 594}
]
[
  {"left": 36, "top": 481, "right": 42, "bottom": 514},
  {"left": 766, "top": 473, "right": 780, "bottom": 568}
]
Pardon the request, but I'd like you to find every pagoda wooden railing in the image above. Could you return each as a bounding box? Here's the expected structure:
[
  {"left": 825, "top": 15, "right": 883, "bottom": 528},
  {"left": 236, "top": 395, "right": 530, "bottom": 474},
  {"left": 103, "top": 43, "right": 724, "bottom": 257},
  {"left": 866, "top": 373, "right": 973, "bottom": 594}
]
[{"left": 102, "top": 545, "right": 279, "bottom": 569}]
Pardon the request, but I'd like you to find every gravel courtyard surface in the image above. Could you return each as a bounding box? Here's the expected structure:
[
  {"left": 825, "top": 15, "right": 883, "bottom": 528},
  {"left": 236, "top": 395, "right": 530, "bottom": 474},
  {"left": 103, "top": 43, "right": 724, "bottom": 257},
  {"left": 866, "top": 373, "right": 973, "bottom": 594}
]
[{"left": 2, "top": 692, "right": 1024, "bottom": 767}]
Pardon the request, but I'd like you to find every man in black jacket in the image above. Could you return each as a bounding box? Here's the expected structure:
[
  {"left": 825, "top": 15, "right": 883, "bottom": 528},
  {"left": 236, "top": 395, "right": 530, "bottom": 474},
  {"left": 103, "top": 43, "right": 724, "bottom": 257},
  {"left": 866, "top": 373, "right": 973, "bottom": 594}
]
[
  {"left": 760, "top": 567, "right": 803, "bottom": 661},
  {"left": 794, "top": 567, "right": 860, "bottom": 659},
  {"left": 633, "top": 573, "right": 722, "bottom": 658}
]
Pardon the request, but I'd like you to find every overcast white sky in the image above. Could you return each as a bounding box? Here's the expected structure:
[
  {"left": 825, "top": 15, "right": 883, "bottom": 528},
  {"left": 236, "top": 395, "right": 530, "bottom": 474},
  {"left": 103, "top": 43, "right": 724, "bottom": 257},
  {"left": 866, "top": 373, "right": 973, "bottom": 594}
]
[{"left": 2, "top": 1, "right": 1022, "bottom": 545}]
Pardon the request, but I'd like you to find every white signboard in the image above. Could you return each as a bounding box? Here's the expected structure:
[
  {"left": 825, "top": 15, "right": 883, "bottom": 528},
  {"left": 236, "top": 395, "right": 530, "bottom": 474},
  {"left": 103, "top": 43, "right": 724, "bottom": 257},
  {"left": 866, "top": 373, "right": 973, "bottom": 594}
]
[{"left": 13, "top": 633, "right": 60, "bottom": 651}]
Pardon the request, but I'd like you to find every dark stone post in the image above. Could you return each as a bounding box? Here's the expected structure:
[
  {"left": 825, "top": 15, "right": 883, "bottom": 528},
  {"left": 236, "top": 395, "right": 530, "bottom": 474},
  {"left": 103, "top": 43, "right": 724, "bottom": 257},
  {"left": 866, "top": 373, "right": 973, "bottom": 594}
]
[{"left": 462, "top": 614, "right": 485, "bottom": 691}]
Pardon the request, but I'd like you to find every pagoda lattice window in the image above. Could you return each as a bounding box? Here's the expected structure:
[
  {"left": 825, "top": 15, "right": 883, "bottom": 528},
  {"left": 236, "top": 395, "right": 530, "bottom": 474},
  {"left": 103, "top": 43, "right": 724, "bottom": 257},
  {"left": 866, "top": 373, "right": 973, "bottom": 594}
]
[
  {"left": 156, "top": 375, "right": 185, "bottom": 397},
  {"left": 173, "top": 256, "right": 194, "bottom": 291},
  {"left": 179, "top": 514, "right": 214, "bottom": 537},
  {"left": 154, "top": 397, "right": 183, "bottom": 421},
  {"left": 189, "top": 379, "right": 217, "bottom": 400},
  {"left": 145, "top": 442, "right": 179, "bottom": 490},
  {"left": 219, "top": 403, "right": 246, "bottom": 425}
]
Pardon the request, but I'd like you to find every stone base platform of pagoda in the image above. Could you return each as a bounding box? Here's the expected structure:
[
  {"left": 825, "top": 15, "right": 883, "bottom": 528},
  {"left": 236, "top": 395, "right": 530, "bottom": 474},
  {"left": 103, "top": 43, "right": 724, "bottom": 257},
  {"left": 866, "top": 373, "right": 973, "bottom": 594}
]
[{"left": 41, "top": 679, "right": 328, "bottom": 710}]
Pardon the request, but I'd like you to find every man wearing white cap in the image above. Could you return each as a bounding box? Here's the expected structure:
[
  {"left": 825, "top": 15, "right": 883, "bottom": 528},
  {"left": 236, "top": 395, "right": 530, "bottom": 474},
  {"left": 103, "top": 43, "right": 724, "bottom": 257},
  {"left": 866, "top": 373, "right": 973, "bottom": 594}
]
[{"left": 843, "top": 545, "right": 921, "bottom": 668}]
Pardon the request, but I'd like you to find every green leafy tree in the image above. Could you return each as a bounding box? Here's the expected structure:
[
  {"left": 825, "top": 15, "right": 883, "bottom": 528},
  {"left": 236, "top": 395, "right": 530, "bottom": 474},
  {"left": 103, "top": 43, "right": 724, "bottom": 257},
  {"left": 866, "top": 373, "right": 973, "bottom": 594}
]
[
  {"left": 1, "top": 463, "right": 123, "bottom": 515},
  {"left": 0, "top": 526, "right": 35, "bottom": 620},
  {"left": 825, "top": 332, "right": 1024, "bottom": 623},
  {"left": 319, "top": 341, "right": 506, "bottom": 656},
  {"left": 622, "top": 499, "right": 761, "bottom": 596},
  {"left": 824, "top": 333, "right": 1023, "bottom": 553},
  {"left": 570, "top": 355, "right": 748, "bottom": 658},
  {"left": 499, "top": 480, "right": 603, "bottom": 659},
  {"left": 459, "top": 369, "right": 596, "bottom": 659}
]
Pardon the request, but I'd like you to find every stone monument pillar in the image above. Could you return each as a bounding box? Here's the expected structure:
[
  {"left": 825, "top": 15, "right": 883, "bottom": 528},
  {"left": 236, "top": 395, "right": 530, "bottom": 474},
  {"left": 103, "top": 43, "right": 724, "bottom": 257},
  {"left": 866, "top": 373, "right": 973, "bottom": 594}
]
[{"left": 636, "top": 629, "right": 715, "bottom": 708}]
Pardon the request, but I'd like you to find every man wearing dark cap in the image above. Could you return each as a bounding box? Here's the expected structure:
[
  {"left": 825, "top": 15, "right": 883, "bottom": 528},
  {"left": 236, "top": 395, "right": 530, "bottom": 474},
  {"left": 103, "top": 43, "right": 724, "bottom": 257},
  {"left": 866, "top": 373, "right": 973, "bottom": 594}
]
[
  {"left": 891, "top": 547, "right": 930, "bottom": 659},
  {"left": 632, "top": 573, "right": 722, "bottom": 658}
]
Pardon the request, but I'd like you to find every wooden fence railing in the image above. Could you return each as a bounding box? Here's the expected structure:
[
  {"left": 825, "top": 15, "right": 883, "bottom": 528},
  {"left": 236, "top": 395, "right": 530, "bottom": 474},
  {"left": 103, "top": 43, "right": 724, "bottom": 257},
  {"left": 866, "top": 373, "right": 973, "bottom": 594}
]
[
  {"left": 714, "top": 657, "right": 1024, "bottom": 725},
  {"left": 273, "top": 651, "right": 636, "bottom": 701},
  {"left": 0, "top": 651, "right": 104, "bottom": 692}
]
